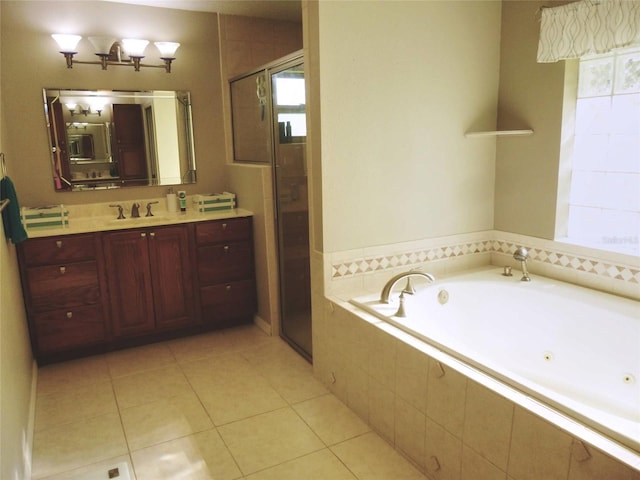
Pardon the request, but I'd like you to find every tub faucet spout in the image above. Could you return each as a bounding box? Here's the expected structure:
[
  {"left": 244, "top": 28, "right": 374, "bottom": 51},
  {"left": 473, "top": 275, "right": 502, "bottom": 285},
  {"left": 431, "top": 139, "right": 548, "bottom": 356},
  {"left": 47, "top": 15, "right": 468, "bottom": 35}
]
[
  {"left": 380, "top": 270, "right": 435, "bottom": 304},
  {"left": 513, "top": 247, "right": 531, "bottom": 282}
]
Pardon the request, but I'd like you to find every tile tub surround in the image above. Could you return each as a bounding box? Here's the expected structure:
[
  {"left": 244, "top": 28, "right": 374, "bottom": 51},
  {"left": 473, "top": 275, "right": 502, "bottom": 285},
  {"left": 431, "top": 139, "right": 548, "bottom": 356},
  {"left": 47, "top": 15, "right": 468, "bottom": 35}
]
[
  {"left": 325, "top": 230, "right": 639, "bottom": 300},
  {"left": 313, "top": 300, "right": 640, "bottom": 480}
]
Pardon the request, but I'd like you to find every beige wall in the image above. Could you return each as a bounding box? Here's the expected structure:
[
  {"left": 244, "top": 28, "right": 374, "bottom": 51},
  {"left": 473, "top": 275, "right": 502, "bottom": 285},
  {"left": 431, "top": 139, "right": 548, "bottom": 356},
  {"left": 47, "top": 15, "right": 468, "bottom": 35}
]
[
  {"left": 219, "top": 14, "right": 302, "bottom": 331},
  {"left": 494, "top": 0, "right": 568, "bottom": 239},
  {"left": 0, "top": 4, "right": 36, "bottom": 479},
  {"left": 315, "top": 0, "right": 502, "bottom": 254},
  {"left": 1, "top": 1, "right": 224, "bottom": 207}
]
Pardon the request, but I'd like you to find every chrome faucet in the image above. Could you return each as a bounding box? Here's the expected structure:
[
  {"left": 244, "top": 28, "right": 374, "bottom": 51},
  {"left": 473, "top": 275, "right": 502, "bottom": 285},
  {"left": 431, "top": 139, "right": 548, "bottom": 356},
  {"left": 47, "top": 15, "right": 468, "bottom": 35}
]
[
  {"left": 513, "top": 247, "right": 531, "bottom": 282},
  {"left": 380, "top": 270, "right": 436, "bottom": 304},
  {"left": 131, "top": 202, "right": 141, "bottom": 218}
]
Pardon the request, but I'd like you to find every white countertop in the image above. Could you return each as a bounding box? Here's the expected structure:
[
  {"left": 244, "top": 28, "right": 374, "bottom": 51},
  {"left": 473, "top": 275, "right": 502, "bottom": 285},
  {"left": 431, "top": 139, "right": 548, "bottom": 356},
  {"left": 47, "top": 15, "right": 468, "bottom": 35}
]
[{"left": 24, "top": 207, "right": 254, "bottom": 238}]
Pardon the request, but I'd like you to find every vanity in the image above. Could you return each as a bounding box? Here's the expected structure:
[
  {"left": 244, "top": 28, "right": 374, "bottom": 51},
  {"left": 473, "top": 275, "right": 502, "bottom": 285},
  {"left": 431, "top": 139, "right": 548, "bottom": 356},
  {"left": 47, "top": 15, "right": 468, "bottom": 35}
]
[{"left": 16, "top": 208, "right": 256, "bottom": 365}]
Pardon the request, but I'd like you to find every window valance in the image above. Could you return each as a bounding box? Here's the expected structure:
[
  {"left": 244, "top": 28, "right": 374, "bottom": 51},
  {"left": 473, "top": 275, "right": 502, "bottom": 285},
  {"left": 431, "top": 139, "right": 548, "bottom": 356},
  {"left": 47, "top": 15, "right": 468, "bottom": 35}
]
[{"left": 537, "top": 0, "right": 640, "bottom": 63}]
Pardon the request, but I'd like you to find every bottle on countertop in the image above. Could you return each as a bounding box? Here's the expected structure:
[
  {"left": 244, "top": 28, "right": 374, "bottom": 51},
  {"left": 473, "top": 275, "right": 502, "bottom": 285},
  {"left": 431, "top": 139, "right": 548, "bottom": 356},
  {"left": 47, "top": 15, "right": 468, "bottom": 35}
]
[
  {"left": 178, "top": 190, "right": 187, "bottom": 213},
  {"left": 167, "top": 187, "right": 177, "bottom": 213}
]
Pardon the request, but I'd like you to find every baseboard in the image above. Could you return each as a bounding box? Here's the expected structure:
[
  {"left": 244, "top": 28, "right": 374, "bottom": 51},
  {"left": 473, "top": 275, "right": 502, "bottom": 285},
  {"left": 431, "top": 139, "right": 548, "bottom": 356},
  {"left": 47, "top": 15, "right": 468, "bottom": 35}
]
[
  {"left": 253, "top": 315, "right": 272, "bottom": 336},
  {"left": 25, "top": 359, "right": 37, "bottom": 479}
]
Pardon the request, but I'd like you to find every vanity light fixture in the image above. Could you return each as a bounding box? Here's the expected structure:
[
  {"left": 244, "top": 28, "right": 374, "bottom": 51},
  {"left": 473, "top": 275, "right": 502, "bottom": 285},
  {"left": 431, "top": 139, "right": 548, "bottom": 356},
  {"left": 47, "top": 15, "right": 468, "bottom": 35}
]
[
  {"left": 51, "top": 34, "right": 180, "bottom": 73},
  {"left": 67, "top": 103, "right": 103, "bottom": 117}
]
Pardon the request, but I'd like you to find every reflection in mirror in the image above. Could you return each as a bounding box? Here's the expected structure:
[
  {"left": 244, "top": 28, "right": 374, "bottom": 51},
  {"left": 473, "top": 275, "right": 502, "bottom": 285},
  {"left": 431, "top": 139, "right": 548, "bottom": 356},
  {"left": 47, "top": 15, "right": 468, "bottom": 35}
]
[
  {"left": 230, "top": 71, "right": 271, "bottom": 163},
  {"left": 43, "top": 89, "right": 197, "bottom": 191}
]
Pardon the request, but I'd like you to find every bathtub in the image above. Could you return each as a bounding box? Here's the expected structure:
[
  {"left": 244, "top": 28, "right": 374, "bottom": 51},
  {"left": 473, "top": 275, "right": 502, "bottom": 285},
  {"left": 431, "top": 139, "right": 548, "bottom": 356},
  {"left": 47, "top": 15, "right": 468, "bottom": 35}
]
[{"left": 350, "top": 267, "right": 640, "bottom": 458}]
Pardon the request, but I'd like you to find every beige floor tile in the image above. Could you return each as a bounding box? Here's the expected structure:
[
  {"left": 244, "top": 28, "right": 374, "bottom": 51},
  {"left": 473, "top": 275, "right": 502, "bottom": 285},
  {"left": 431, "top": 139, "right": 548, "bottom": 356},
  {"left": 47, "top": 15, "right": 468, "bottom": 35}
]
[
  {"left": 106, "top": 343, "right": 176, "bottom": 378},
  {"left": 32, "top": 412, "right": 128, "bottom": 479},
  {"left": 245, "top": 449, "right": 358, "bottom": 480},
  {"left": 293, "top": 393, "right": 370, "bottom": 445},
  {"left": 331, "top": 432, "right": 427, "bottom": 480},
  {"left": 121, "top": 391, "right": 213, "bottom": 451},
  {"left": 131, "top": 429, "right": 241, "bottom": 480},
  {"left": 36, "top": 355, "right": 110, "bottom": 397},
  {"left": 38, "top": 455, "right": 135, "bottom": 480},
  {"left": 197, "top": 376, "right": 287, "bottom": 425},
  {"left": 218, "top": 407, "right": 325, "bottom": 475},
  {"left": 243, "top": 341, "right": 328, "bottom": 403},
  {"left": 181, "top": 351, "right": 258, "bottom": 389},
  {"left": 183, "top": 353, "right": 287, "bottom": 425},
  {"left": 35, "top": 380, "right": 118, "bottom": 432},
  {"left": 223, "top": 324, "right": 278, "bottom": 352},
  {"left": 166, "top": 330, "right": 238, "bottom": 364},
  {"left": 112, "top": 364, "right": 194, "bottom": 409}
]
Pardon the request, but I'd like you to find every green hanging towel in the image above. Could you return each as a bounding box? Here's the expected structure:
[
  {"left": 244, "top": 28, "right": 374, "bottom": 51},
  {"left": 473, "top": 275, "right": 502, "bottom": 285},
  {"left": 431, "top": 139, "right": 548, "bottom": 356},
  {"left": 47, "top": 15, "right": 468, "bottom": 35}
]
[{"left": 1, "top": 176, "right": 28, "bottom": 244}]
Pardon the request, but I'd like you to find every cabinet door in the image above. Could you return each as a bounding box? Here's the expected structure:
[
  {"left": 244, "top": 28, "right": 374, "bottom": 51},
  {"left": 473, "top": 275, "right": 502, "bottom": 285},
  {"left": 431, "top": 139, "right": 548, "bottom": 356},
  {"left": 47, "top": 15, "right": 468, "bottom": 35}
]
[
  {"left": 103, "top": 230, "right": 156, "bottom": 337},
  {"left": 148, "top": 225, "right": 196, "bottom": 330}
]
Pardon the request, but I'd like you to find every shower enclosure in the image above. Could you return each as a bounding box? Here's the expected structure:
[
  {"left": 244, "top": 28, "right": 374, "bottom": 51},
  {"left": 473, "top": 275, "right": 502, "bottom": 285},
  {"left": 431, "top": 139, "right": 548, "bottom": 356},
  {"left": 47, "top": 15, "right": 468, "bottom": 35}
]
[{"left": 230, "top": 52, "right": 311, "bottom": 359}]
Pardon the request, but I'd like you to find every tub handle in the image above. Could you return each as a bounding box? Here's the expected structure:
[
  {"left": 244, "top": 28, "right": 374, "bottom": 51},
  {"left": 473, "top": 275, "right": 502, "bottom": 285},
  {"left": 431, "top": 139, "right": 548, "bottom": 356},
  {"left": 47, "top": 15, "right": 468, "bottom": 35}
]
[{"left": 394, "top": 292, "right": 407, "bottom": 317}]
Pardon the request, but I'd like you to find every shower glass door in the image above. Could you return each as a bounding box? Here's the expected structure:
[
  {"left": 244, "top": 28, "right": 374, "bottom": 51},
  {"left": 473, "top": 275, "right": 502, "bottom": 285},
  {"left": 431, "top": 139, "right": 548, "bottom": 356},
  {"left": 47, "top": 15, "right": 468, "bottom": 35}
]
[{"left": 271, "top": 60, "right": 312, "bottom": 359}]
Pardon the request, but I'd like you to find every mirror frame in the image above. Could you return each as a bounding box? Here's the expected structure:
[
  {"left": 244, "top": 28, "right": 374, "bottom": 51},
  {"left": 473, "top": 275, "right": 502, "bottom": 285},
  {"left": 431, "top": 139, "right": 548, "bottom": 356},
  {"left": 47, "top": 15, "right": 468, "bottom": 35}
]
[{"left": 43, "top": 88, "right": 197, "bottom": 191}]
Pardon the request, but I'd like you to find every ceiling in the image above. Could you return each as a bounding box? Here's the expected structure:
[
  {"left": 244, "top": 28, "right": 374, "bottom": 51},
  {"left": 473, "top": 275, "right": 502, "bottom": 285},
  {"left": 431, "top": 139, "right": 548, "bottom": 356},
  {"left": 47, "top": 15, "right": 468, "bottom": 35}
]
[{"left": 102, "top": 0, "right": 302, "bottom": 22}]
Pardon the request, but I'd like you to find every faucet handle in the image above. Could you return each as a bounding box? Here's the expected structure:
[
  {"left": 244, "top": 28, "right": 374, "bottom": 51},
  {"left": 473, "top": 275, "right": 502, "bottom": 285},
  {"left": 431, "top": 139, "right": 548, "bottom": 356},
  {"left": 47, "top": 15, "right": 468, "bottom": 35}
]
[
  {"left": 145, "top": 201, "right": 159, "bottom": 217},
  {"left": 109, "top": 204, "right": 125, "bottom": 219}
]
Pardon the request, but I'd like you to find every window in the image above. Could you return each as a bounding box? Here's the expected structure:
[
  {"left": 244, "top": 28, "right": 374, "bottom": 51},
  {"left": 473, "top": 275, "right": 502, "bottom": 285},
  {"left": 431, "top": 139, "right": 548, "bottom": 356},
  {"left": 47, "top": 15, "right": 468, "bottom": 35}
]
[
  {"left": 273, "top": 74, "right": 306, "bottom": 139},
  {"left": 562, "top": 47, "right": 640, "bottom": 256}
]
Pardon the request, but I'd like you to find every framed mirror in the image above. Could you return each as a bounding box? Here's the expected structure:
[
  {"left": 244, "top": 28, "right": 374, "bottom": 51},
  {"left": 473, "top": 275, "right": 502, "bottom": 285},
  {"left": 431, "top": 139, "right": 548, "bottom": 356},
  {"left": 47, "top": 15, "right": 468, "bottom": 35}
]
[{"left": 43, "top": 88, "right": 197, "bottom": 191}]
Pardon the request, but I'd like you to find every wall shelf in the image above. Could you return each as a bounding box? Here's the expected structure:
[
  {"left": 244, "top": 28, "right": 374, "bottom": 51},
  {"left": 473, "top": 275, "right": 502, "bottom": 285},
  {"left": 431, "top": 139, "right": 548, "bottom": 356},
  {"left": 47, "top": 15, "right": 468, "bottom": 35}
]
[{"left": 465, "top": 129, "right": 534, "bottom": 138}]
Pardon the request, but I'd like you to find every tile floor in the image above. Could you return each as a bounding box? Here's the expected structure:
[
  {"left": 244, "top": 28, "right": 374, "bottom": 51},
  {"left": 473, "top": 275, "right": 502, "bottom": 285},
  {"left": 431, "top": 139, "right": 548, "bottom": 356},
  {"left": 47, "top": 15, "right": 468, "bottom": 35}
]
[{"left": 32, "top": 325, "right": 427, "bottom": 480}]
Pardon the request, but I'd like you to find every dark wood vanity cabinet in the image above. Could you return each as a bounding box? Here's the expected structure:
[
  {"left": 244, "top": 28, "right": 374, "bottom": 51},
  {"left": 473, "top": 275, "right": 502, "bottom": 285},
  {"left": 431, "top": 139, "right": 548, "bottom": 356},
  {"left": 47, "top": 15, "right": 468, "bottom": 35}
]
[
  {"left": 18, "top": 216, "right": 256, "bottom": 363},
  {"left": 17, "top": 233, "right": 109, "bottom": 359},
  {"left": 103, "top": 225, "right": 196, "bottom": 338},
  {"left": 195, "top": 217, "right": 256, "bottom": 328}
]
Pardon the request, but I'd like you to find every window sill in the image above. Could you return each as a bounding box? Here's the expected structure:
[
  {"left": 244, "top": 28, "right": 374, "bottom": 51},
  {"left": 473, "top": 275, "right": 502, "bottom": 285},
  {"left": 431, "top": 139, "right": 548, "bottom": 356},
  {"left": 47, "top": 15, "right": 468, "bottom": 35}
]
[{"left": 555, "top": 237, "right": 639, "bottom": 259}]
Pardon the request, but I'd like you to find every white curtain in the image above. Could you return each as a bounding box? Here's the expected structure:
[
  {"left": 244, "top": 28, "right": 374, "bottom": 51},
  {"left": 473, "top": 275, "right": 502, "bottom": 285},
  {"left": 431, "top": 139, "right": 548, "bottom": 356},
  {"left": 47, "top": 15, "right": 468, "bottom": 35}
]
[{"left": 537, "top": 0, "right": 640, "bottom": 63}]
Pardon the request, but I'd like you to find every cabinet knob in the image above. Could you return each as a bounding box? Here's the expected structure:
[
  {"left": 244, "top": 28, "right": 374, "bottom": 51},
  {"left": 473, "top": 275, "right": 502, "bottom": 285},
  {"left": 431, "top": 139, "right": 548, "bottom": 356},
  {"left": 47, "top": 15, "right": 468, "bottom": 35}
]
[
  {"left": 66, "top": 311, "right": 73, "bottom": 319},
  {"left": 225, "top": 284, "right": 232, "bottom": 292},
  {"left": 150, "top": 232, "right": 156, "bottom": 237},
  {"left": 56, "top": 240, "right": 63, "bottom": 249},
  {"left": 59, "top": 266, "right": 66, "bottom": 274},
  {"left": 222, "top": 223, "right": 227, "bottom": 230},
  {"left": 223, "top": 245, "right": 230, "bottom": 254},
  {"left": 141, "top": 232, "right": 147, "bottom": 237}
]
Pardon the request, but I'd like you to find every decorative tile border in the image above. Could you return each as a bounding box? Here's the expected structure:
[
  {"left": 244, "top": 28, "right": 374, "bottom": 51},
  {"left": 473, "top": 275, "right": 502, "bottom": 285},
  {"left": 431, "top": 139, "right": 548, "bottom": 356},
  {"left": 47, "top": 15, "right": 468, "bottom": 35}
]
[
  {"left": 493, "top": 240, "right": 640, "bottom": 284},
  {"left": 331, "top": 235, "right": 639, "bottom": 285},
  {"left": 331, "top": 240, "right": 492, "bottom": 278}
]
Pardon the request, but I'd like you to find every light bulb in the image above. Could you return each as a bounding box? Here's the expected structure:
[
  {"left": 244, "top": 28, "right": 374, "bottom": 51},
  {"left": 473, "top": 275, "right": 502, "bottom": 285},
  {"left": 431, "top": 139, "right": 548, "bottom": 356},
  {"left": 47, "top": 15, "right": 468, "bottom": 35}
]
[
  {"left": 154, "top": 41, "right": 180, "bottom": 59},
  {"left": 121, "top": 38, "right": 149, "bottom": 58},
  {"left": 52, "top": 34, "right": 82, "bottom": 53}
]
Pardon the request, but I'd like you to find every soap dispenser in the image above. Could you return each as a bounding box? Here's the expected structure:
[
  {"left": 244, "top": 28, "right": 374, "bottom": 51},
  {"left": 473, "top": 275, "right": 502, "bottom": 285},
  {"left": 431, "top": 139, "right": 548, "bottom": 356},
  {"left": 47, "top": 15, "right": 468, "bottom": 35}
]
[{"left": 167, "top": 188, "right": 177, "bottom": 213}]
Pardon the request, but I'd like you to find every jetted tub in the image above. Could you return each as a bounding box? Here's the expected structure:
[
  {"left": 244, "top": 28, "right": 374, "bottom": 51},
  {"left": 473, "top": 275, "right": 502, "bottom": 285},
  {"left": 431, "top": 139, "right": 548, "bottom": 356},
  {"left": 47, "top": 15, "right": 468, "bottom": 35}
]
[{"left": 350, "top": 267, "right": 640, "bottom": 458}]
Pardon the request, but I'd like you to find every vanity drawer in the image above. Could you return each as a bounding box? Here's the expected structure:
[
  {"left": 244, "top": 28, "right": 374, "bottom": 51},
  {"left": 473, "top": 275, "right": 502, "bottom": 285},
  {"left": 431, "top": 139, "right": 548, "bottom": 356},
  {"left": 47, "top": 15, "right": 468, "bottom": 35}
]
[
  {"left": 200, "top": 279, "right": 256, "bottom": 323},
  {"left": 197, "top": 241, "right": 253, "bottom": 284},
  {"left": 21, "top": 234, "right": 97, "bottom": 266},
  {"left": 32, "top": 305, "right": 106, "bottom": 353},
  {"left": 195, "top": 217, "right": 252, "bottom": 245},
  {"left": 26, "top": 261, "right": 101, "bottom": 312}
]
